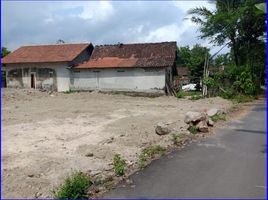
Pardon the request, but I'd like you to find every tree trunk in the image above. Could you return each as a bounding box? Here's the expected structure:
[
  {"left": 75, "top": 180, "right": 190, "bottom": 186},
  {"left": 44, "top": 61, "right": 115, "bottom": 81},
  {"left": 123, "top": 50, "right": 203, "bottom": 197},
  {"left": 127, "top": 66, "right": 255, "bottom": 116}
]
[{"left": 231, "top": 37, "right": 239, "bottom": 66}]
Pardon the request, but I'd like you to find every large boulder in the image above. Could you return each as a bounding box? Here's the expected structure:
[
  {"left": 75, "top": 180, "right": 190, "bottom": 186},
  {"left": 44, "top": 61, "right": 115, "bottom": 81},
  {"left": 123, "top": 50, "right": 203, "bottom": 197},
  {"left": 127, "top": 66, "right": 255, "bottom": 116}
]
[
  {"left": 206, "top": 108, "right": 219, "bottom": 117},
  {"left": 196, "top": 120, "right": 209, "bottom": 133},
  {"left": 184, "top": 111, "right": 207, "bottom": 124},
  {"left": 155, "top": 122, "right": 171, "bottom": 135}
]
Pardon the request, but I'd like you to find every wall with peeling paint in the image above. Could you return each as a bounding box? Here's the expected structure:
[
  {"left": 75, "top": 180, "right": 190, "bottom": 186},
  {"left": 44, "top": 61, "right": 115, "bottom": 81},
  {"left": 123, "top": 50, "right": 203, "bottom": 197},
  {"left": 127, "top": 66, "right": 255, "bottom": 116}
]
[
  {"left": 5, "top": 63, "right": 70, "bottom": 92},
  {"left": 5, "top": 62, "right": 171, "bottom": 93}
]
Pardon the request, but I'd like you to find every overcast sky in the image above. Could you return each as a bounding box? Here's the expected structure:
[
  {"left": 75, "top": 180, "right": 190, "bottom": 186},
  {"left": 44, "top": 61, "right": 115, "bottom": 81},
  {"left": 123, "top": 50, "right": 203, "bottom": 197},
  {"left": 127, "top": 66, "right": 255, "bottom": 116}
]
[{"left": 2, "top": 1, "right": 228, "bottom": 54}]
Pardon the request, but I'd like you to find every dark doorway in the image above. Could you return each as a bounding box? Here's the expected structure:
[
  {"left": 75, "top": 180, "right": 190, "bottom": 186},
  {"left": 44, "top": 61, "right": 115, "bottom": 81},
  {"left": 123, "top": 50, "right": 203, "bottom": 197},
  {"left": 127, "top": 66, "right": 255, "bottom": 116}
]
[{"left": 31, "top": 73, "right": 35, "bottom": 89}]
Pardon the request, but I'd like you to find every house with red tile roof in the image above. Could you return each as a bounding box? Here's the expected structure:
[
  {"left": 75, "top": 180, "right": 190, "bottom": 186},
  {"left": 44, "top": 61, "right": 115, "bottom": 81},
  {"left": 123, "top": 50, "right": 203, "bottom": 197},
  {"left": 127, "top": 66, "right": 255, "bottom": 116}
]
[
  {"left": 2, "top": 43, "right": 94, "bottom": 91},
  {"left": 2, "top": 42, "right": 177, "bottom": 94},
  {"left": 71, "top": 42, "right": 176, "bottom": 94}
]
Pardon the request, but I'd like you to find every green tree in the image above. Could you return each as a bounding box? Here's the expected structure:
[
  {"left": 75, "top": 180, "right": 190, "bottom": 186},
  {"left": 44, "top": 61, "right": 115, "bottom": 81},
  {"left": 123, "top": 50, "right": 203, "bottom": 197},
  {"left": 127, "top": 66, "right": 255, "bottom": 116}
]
[
  {"left": 188, "top": 0, "right": 266, "bottom": 94},
  {"left": 211, "top": 53, "right": 231, "bottom": 67},
  {"left": 255, "top": 2, "right": 266, "bottom": 13},
  {"left": 188, "top": 0, "right": 265, "bottom": 66},
  {"left": 176, "top": 46, "right": 191, "bottom": 67},
  {"left": 189, "top": 45, "right": 210, "bottom": 87},
  {"left": 2, "top": 47, "right": 10, "bottom": 58},
  {"left": 177, "top": 44, "right": 210, "bottom": 90}
]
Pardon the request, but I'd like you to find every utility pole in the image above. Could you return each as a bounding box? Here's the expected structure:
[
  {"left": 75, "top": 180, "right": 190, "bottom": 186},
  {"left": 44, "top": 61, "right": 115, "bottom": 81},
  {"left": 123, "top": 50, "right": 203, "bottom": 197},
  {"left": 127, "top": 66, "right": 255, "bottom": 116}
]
[
  {"left": 202, "top": 53, "right": 208, "bottom": 96},
  {"left": 202, "top": 43, "right": 230, "bottom": 97}
]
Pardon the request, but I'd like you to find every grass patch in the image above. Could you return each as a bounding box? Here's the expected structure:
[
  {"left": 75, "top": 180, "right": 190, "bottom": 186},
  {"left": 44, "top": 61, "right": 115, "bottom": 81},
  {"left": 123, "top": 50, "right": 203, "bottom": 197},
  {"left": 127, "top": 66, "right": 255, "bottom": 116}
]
[
  {"left": 218, "top": 90, "right": 255, "bottom": 103},
  {"left": 188, "top": 125, "right": 198, "bottom": 134},
  {"left": 54, "top": 171, "right": 92, "bottom": 199},
  {"left": 233, "top": 94, "right": 254, "bottom": 103},
  {"left": 113, "top": 154, "right": 126, "bottom": 176},
  {"left": 176, "top": 91, "right": 184, "bottom": 98},
  {"left": 210, "top": 113, "right": 226, "bottom": 122},
  {"left": 190, "top": 95, "right": 203, "bottom": 100},
  {"left": 171, "top": 133, "right": 187, "bottom": 145},
  {"left": 176, "top": 91, "right": 202, "bottom": 98},
  {"left": 138, "top": 145, "right": 166, "bottom": 169}
]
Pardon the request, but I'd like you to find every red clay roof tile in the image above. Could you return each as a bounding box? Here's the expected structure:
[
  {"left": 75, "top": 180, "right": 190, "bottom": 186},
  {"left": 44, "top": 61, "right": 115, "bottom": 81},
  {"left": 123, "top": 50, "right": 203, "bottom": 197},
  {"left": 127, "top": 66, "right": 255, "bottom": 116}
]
[
  {"left": 2, "top": 43, "right": 91, "bottom": 64},
  {"left": 76, "top": 42, "right": 176, "bottom": 69}
]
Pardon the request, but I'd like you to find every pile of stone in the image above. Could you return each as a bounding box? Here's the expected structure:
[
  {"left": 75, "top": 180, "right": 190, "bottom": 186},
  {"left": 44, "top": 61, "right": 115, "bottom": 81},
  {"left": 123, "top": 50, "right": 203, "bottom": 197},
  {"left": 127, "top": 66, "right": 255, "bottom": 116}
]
[
  {"left": 184, "top": 108, "right": 223, "bottom": 133},
  {"left": 154, "top": 108, "right": 224, "bottom": 135}
]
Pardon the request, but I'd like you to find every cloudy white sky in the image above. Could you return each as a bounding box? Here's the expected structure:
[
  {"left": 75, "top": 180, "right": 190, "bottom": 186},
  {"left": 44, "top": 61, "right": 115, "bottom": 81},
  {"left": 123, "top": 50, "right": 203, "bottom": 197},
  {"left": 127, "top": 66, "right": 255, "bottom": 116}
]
[{"left": 1, "top": 1, "right": 228, "bottom": 54}]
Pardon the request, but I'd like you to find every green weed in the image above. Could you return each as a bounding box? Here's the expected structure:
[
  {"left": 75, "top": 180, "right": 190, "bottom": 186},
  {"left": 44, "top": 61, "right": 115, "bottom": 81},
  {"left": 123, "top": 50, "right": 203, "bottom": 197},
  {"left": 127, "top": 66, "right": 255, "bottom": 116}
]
[
  {"left": 188, "top": 125, "right": 198, "bottom": 134},
  {"left": 171, "top": 133, "right": 187, "bottom": 145},
  {"left": 113, "top": 154, "right": 126, "bottom": 176},
  {"left": 138, "top": 145, "right": 166, "bottom": 169},
  {"left": 210, "top": 113, "right": 226, "bottom": 122},
  {"left": 190, "top": 95, "right": 203, "bottom": 100},
  {"left": 54, "top": 171, "right": 92, "bottom": 199},
  {"left": 176, "top": 91, "right": 202, "bottom": 99}
]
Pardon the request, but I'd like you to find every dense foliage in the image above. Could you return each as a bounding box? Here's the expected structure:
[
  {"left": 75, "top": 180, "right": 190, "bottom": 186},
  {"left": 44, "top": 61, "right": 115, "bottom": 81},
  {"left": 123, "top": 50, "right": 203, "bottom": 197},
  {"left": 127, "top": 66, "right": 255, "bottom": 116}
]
[
  {"left": 187, "top": 0, "right": 266, "bottom": 97},
  {"left": 177, "top": 44, "right": 210, "bottom": 90}
]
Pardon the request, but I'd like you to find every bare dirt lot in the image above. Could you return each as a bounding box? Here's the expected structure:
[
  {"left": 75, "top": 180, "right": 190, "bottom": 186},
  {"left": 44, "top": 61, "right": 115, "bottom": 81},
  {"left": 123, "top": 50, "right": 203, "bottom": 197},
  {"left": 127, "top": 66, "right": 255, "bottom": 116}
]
[{"left": 2, "top": 88, "right": 233, "bottom": 198}]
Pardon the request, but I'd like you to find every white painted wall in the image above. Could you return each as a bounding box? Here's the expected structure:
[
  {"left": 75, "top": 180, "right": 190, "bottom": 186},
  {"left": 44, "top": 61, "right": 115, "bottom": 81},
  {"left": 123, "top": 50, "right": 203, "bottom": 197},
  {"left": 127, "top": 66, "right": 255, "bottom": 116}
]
[
  {"left": 70, "top": 67, "right": 167, "bottom": 92},
  {"left": 6, "top": 63, "right": 70, "bottom": 92},
  {"left": 21, "top": 68, "right": 31, "bottom": 87},
  {"left": 6, "top": 63, "right": 171, "bottom": 93},
  {"left": 55, "top": 66, "right": 70, "bottom": 92}
]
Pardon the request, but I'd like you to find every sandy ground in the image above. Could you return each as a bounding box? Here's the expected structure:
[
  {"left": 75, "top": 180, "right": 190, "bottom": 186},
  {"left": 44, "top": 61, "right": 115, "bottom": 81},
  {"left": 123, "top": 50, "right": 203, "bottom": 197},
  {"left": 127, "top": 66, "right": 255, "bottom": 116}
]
[{"left": 1, "top": 88, "right": 233, "bottom": 198}]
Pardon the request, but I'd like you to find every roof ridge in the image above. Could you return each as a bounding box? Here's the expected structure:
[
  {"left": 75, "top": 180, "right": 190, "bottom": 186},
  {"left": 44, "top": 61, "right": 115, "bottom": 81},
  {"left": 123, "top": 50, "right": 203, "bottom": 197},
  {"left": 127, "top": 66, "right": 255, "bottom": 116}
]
[
  {"left": 95, "top": 41, "right": 177, "bottom": 47},
  {"left": 20, "top": 43, "right": 91, "bottom": 48}
]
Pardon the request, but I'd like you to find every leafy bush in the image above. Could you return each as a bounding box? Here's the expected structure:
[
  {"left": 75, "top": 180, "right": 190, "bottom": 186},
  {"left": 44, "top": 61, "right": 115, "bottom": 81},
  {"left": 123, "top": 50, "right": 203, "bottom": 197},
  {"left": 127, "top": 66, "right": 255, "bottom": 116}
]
[
  {"left": 202, "top": 65, "right": 258, "bottom": 99},
  {"left": 188, "top": 125, "right": 198, "bottom": 134},
  {"left": 113, "top": 154, "right": 126, "bottom": 176},
  {"left": 54, "top": 171, "right": 92, "bottom": 199},
  {"left": 219, "top": 88, "right": 236, "bottom": 99},
  {"left": 203, "top": 77, "right": 217, "bottom": 88},
  {"left": 139, "top": 145, "right": 166, "bottom": 169},
  {"left": 225, "top": 65, "right": 245, "bottom": 80},
  {"left": 210, "top": 113, "right": 226, "bottom": 122},
  {"left": 233, "top": 71, "right": 255, "bottom": 95}
]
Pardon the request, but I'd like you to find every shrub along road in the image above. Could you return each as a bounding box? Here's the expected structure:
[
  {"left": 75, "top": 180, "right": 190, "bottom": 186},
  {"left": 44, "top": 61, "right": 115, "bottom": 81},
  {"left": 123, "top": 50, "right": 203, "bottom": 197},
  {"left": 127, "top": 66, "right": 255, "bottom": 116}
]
[{"left": 105, "top": 101, "right": 266, "bottom": 198}]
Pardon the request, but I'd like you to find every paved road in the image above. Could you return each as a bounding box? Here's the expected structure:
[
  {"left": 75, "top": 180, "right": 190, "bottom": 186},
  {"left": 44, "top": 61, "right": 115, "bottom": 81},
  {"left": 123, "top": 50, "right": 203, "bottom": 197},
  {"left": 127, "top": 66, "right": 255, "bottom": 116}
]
[{"left": 105, "top": 102, "right": 266, "bottom": 198}]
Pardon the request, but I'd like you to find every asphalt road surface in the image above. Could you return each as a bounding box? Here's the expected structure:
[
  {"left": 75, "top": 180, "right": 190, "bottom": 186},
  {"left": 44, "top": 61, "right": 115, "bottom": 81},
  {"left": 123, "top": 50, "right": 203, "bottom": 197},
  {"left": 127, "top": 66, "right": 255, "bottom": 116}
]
[{"left": 105, "top": 102, "right": 266, "bottom": 198}]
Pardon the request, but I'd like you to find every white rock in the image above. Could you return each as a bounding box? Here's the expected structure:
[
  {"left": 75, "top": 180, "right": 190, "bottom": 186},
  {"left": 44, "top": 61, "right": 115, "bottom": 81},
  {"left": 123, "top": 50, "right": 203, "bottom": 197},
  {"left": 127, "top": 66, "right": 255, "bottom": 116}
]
[
  {"left": 207, "top": 108, "right": 219, "bottom": 117},
  {"left": 184, "top": 112, "right": 207, "bottom": 124},
  {"left": 155, "top": 122, "right": 171, "bottom": 135}
]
